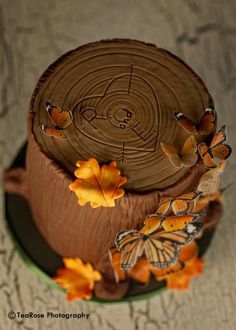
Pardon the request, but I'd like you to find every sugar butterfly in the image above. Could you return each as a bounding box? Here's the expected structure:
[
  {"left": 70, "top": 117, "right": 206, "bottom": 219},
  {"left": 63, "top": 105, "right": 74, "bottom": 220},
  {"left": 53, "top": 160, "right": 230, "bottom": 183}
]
[
  {"left": 39, "top": 101, "right": 73, "bottom": 139},
  {"left": 174, "top": 107, "right": 216, "bottom": 135},
  {"left": 198, "top": 125, "right": 231, "bottom": 168},
  {"left": 156, "top": 191, "right": 202, "bottom": 216},
  {"left": 161, "top": 135, "right": 198, "bottom": 168},
  {"left": 115, "top": 222, "right": 202, "bottom": 270},
  {"left": 140, "top": 213, "right": 201, "bottom": 235}
]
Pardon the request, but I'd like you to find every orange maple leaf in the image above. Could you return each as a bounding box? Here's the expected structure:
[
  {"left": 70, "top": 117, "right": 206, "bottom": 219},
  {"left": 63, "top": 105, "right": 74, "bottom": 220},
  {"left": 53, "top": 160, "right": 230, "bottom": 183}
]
[
  {"left": 152, "top": 241, "right": 204, "bottom": 290},
  {"left": 164, "top": 257, "right": 204, "bottom": 290},
  {"left": 109, "top": 247, "right": 152, "bottom": 284},
  {"left": 69, "top": 158, "right": 127, "bottom": 208},
  {"left": 53, "top": 258, "right": 101, "bottom": 301},
  {"left": 129, "top": 259, "right": 153, "bottom": 284}
]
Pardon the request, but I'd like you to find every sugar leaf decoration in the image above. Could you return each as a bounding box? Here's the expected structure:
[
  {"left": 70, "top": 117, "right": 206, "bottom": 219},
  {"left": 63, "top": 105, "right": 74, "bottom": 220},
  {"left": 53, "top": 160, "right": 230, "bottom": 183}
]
[
  {"left": 53, "top": 258, "right": 101, "bottom": 301},
  {"left": 69, "top": 158, "right": 127, "bottom": 208}
]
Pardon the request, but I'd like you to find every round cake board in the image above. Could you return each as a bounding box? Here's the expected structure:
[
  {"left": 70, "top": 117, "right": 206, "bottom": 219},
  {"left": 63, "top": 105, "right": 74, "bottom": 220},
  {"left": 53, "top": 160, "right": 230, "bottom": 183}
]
[{"left": 4, "top": 144, "right": 215, "bottom": 303}]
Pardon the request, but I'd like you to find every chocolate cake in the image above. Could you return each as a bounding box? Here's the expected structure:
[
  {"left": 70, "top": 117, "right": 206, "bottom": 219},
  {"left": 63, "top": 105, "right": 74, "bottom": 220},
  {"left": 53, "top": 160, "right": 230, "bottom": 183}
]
[{"left": 5, "top": 39, "right": 229, "bottom": 300}]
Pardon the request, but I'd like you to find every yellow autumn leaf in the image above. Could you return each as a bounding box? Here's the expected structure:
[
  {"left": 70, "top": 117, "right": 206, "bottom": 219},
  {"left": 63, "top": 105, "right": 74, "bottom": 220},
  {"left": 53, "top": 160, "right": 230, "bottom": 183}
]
[
  {"left": 69, "top": 158, "right": 127, "bottom": 208},
  {"left": 53, "top": 258, "right": 101, "bottom": 301}
]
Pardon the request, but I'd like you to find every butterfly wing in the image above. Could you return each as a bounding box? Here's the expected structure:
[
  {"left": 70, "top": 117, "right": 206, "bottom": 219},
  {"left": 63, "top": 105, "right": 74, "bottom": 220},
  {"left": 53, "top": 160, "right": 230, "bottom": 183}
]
[
  {"left": 156, "top": 197, "right": 172, "bottom": 215},
  {"left": 115, "top": 230, "right": 143, "bottom": 270},
  {"left": 157, "top": 222, "right": 202, "bottom": 244},
  {"left": 120, "top": 239, "right": 144, "bottom": 270},
  {"left": 39, "top": 125, "right": 67, "bottom": 140},
  {"left": 162, "top": 214, "right": 201, "bottom": 231},
  {"left": 140, "top": 215, "right": 162, "bottom": 235},
  {"left": 198, "top": 108, "right": 217, "bottom": 135},
  {"left": 161, "top": 142, "right": 182, "bottom": 168},
  {"left": 174, "top": 112, "right": 198, "bottom": 134},
  {"left": 210, "top": 125, "right": 227, "bottom": 148},
  {"left": 144, "top": 237, "right": 179, "bottom": 268},
  {"left": 45, "top": 101, "right": 73, "bottom": 129},
  {"left": 198, "top": 142, "right": 217, "bottom": 168},
  {"left": 211, "top": 144, "right": 232, "bottom": 160},
  {"left": 181, "top": 135, "right": 198, "bottom": 167},
  {"left": 145, "top": 223, "right": 202, "bottom": 268},
  {"left": 171, "top": 191, "right": 201, "bottom": 215}
]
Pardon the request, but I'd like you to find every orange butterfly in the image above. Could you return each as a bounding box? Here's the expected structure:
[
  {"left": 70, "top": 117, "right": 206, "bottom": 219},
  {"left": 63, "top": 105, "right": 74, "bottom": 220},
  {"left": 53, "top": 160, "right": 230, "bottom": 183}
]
[
  {"left": 115, "top": 222, "right": 202, "bottom": 270},
  {"left": 156, "top": 191, "right": 202, "bottom": 216},
  {"left": 174, "top": 107, "right": 216, "bottom": 135},
  {"left": 40, "top": 101, "right": 73, "bottom": 139},
  {"left": 198, "top": 125, "right": 232, "bottom": 168},
  {"left": 39, "top": 125, "right": 67, "bottom": 139},
  {"left": 161, "top": 136, "right": 198, "bottom": 168},
  {"left": 140, "top": 213, "right": 201, "bottom": 235}
]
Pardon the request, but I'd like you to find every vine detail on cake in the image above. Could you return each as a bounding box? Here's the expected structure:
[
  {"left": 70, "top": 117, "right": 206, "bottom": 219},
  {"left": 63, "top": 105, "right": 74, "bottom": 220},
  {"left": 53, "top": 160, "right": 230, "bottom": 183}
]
[
  {"left": 39, "top": 101, "right": 73, "bottom": 140},
  {"left": 69, "top": 158, "right": 127, "bottom": 208},
  {"left": 53, "top": 257, "right": 101, "bottom": 301},
  {"left": 109, "top": 241, "right": 204, "bottom": 289}
]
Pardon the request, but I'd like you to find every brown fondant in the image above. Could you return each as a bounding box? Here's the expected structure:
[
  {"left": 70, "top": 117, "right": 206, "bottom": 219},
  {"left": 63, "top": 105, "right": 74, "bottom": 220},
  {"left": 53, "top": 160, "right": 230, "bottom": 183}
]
[
  {"left": 4, "top": 40, "right": 220, "bottom": 299},
  {"left": 32, "top": 39, "right": 213, "bottom": 191}
]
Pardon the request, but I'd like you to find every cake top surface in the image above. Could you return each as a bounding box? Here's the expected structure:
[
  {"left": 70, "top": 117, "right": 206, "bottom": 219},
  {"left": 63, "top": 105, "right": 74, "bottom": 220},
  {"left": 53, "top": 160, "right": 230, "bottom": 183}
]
[{"left": 31, "top": 39, "right": 212, "bottom": 191}]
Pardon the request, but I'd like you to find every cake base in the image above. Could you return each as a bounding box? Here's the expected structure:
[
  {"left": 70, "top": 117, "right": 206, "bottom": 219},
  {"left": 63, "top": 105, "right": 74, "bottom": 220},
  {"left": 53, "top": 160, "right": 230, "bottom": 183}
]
[{"left": 4, "top": 144, "right": 217, "bottom": 303}]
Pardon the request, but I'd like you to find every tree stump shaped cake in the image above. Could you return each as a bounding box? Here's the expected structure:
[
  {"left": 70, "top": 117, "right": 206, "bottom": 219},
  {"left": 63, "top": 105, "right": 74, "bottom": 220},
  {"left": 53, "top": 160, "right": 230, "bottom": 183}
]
[{"left": 5, "top": 40, "right": 230, "bottom": 300}]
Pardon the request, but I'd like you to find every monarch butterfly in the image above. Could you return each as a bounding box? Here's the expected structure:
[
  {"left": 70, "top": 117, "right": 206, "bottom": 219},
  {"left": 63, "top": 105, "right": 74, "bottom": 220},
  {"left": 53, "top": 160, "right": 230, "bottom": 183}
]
[
  {"left": 198, "top": 125, "right": 232, "bottom": 168},
  {"left": 174, "top": 107, "right": 216, "bottom": 135},
  {"left": 39, "top": 101, "right": 73, "bottom": 139},
  {"left": 161, "top": 135, "right": 198, "bottom": 168},
  {"left": 115, "top": 222, "right": 202, "bottom": 270},
  {"left": 140, "top": 213, "right": 201, "bottom": 235},
  {"left": 156, "top": 191, "right": 202, "bottom": 216}
]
